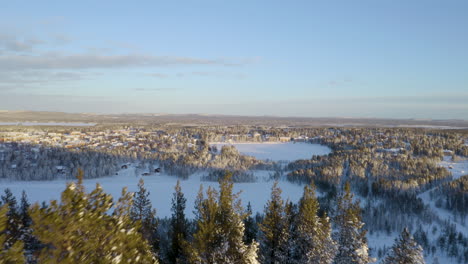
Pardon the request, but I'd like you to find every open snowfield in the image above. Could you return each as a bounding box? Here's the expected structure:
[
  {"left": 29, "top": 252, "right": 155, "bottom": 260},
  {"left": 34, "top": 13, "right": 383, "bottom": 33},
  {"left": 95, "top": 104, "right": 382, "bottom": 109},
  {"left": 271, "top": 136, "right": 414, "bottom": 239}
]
[
  {"left": 438, "top": 155, "right": 468, "bottom": 180},
  {"left": 211, "top": 142, "right": 331, "bottom": 161},
  {"left": 0, "top": 166, "right": 306, "bottom": 218}
]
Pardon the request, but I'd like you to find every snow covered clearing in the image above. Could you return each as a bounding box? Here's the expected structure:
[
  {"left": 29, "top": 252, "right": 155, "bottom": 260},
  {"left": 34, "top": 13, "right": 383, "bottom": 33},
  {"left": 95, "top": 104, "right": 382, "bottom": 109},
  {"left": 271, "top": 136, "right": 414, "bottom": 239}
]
[
  {"left": 438, "top": 155, "right": 468, "bottom": 180},
  {"left": 0, "top": 165, "right": 306, "bottom": 218}
]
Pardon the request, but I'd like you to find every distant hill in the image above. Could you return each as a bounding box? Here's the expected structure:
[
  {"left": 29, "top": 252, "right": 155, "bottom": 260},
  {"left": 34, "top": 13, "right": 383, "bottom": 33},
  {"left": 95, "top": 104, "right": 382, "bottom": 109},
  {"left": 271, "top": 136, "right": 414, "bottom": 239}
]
[{"left": 0, "top": 110, "right": 467, "bottom": 128}]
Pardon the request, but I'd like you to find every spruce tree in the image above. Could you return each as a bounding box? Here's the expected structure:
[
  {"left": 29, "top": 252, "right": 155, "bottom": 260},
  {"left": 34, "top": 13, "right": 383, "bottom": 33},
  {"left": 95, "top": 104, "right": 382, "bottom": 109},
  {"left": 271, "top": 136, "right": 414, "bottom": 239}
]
[
  {"left": 0, "top": 204, "right": 25, "bottom": 264},
  {"left": 131, "top": 178, "right": 159, "bottom": 254},
  {"left": 168, "top": 180, "right": 189, "bottom": 264},
  {"left": 243, "top": 202, "right": 257, "bottom": 245},
  {"left": 19, "top": 190, "right": 39, "bottom": 260},
  {"left": 190, "top": 185, "right": 218, "bottom": 263},
  {"left": 259, "top": 181, "right": 290, "bottom": 264},
  {"left": 30, "top": 170, "right": 157, "bottom": 263},
  {"left": 190, "top": 173, "right": 259, "bottom": 264},
  {"left": 382, "top": 228, "right": 425, "bottom": 264},
  {"left": 1, "top": 188, "right": 21, "bottom": 250},
  {"left": 295, "top": 184, "right": 336, "bottom": 264},
  {"left": 283, "top": 201, "right": 297, "bottom": 263},
  {"left": 334, "top": 182, "right": 372, "bottom": 264}
]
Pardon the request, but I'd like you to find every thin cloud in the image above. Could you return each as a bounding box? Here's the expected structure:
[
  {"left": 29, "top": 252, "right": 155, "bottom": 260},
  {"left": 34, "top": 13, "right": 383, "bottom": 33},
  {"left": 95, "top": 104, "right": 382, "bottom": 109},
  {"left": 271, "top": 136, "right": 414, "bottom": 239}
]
[
  {"left": 326, "top": 78, "right": 356, "bottom": 87},
  {"left": 0, "top": 34, "right": 43, "bottom": 52},
  {"left": 52, "top": 34, "right": 72, "bottom": 45},
  {"left": 176, "top": 71, "right": 247, "bottom": 79},
  {"left": 147, "top": 73, "right": 169, "bottom": 78},
  {"left": 133, "top": 88, "right": 179, "bottom": 92},
  {"left": 0, "top": 71, "right": 99, "bottom": 88}
]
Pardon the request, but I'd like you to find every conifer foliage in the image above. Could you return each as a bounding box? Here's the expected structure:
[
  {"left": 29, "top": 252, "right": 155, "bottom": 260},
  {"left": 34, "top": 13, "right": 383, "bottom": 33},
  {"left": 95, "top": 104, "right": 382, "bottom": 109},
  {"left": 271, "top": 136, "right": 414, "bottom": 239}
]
[
  {"left": 334, "top": 182, "right": 372, "bottom": 264},
  {"left": 382, "top": 228, "right": 425, "bottom": 264},
  {"left": 168, "top": 180, "right": 189, "bottom": 264},
  {"left": 131, "top": 178, "right": 159, "bottom": 253},
  {"left": 259, "top": 181, "right": 290, "bottom": 264},
  {"left": 19, "top": 191, "right": 35, "bottom": 252},
  {"left": 29, "top": 170, "right": 158, "bottom": 263},
  {"left": 189, "top": 173, "right": 259, "bottom": 264},
  {"left": 243, "top": 202, "right": 257, "bottom": 245},
  {"left": 1, "top": 189, "right": 22, "bottom": 251},
  {"left": 0, "top": 205, "right": 25, "bottom": 264},
  {"left": 295, "top": 184, "right": 336, "bottom": 264}
]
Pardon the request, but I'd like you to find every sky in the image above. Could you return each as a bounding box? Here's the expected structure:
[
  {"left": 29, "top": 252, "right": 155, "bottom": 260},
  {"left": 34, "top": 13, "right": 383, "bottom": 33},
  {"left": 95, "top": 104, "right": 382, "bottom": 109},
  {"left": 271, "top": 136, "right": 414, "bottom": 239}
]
[{"left": 0, "top": 0, "right": 467, "bottom": 119}]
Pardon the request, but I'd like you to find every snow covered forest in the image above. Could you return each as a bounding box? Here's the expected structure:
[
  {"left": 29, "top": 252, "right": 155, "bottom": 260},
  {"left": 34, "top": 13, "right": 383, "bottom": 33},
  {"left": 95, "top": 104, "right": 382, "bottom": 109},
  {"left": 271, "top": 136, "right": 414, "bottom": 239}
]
[
  {"left": 1, "top": 124, "right": 468, "bottom": 263},
  {"left": 2, "top": 172, "right": 429, "bottom": 264}
]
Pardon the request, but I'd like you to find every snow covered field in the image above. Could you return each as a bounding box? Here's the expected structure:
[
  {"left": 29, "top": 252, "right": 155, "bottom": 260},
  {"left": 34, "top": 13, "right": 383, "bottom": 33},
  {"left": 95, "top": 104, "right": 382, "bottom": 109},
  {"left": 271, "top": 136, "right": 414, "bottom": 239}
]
[
  {"left": 211, "top": 142, "right": 331, "bottom": 161},
  {"left": 438, "top": 155, "right": 468, "bottom": 180},
  {"left": 0, "top": 166, "right": 306, "bottom": 218}
]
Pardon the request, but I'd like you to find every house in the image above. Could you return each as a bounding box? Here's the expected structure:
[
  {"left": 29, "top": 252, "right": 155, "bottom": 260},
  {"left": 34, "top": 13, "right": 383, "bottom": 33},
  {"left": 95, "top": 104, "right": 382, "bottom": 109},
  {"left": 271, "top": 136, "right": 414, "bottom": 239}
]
[
  {"left": 294, "top": 136, "right": 309, "bottom": 142},
  {"left": 443, "top": 150, "right": 454, "bottom": 155},
  {"left": 55, "top": 166, "right": 66, "bottom": 174}
]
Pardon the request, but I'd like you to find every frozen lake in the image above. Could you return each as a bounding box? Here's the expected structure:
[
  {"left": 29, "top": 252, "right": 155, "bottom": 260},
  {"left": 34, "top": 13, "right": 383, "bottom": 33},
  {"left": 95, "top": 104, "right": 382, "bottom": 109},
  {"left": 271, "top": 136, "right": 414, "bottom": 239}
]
[
  {"left": 0, "top": 142, "right": 331, "bottom": 218},
  {"left": 211, "top": 142, "right": 331, "bottom": 161},
  {"left": 0, "top": 166, "right": 306, "bottom": 218}
]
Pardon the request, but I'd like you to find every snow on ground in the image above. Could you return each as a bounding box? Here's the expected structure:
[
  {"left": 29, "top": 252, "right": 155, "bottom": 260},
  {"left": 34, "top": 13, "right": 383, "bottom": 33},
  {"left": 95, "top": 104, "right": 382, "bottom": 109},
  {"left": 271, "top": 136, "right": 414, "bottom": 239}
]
[
  {"left": 0, "top": 166, "right": 306, "bottom": 218},
  {"left": 438, "top": 155, "right": 468, "bottom": 180},
  {"left": 211, "top": 142, "right": 331, "bottom": 162},
  {"left": 1, "top": 143, "right": 330, "bottom": 218},
  {"left": 417, "top": 156, "right": 468, "bottom": 242},
  {"left": 362, "top": 156, "right": 468, "bottom": 264},
  {"left": 368, "top": 225, "right": 454, "bottom": 264}
]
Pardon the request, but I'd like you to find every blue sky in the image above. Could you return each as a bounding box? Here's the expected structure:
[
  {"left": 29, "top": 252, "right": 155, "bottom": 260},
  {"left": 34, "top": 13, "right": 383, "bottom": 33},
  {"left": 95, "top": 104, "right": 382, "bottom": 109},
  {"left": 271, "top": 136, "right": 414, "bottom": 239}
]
[{"left": 1, "top": 1, "right": 467, "bottom": 119}]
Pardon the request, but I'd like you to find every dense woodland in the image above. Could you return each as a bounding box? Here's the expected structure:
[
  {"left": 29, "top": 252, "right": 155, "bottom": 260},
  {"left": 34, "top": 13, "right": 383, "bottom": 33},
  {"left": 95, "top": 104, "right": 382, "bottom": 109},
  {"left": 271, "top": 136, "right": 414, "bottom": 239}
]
[
  {"left": 1, "top": 126, "right": 467, "bottom": 182},
  {"left": 1, "top": 125, "right": 468, "bottom": 263},
  {"left": 429, "top": 175, "right": 468, "bottom": 220}
]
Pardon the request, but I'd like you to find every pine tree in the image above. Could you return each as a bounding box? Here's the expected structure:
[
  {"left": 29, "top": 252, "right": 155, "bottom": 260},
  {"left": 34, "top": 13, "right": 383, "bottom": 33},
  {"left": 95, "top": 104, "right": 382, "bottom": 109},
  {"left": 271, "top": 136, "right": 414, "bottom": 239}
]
[
  {"left": 382, "top": 228, "right": 425, "bottom": 264},
  {"left": 295, "top": 184, "right": 336, "bottom": 264},
  {"left": 0, "top": 205, "right": 25, "bottom": 263},
  {"left": 334, "top": 182, "right": 372, "bottom": 264},
  {"left": 131, "top": 178, "right": 159, "bottom": 254},
  {"left": 29, "top": 169, "right": 158, "bottom": 263},
  {"left": 168, "top": 180, "right": 189, "bottom": 264},
  {"left": 259, "top": 181, "right": 290, "bottom": 264},
  {"left": 190, "top": 173, "right": 259, "bottom": 264}
]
